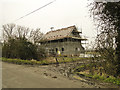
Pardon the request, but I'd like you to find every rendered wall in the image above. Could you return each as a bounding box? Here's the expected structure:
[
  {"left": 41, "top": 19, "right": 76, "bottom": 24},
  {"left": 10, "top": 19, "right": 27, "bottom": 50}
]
[{"left": 41, "top": 40, "right": 85, "bottom": 56}]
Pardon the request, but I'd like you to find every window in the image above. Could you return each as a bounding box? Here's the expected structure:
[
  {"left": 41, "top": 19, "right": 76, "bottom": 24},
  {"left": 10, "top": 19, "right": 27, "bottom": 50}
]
[
  {"left": 75, "top": 48, "right": 80, "bottom": 51},
  {"left": 56, "top": 48, "right": 58, "bottom": 52},
  {"left": 62, "top": 48, "right": 64, "bottom": 51},
  {"left": 75, "top": 48, "right": 78, "bottom": 51}
]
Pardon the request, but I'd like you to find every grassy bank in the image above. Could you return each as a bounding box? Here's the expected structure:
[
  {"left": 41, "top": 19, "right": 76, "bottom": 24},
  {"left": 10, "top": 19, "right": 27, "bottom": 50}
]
[
  {"left": 1, "top": 57, "right": 50, "bottom": 65},
  {"left": 1, "top": 57, "right": 91, "bottom": 65},
  {"left": 73, "top": 64, "right": 120, "bottom": 85},
  {"left": 85, "top": 74, "right": 120, "bottom": 85}
]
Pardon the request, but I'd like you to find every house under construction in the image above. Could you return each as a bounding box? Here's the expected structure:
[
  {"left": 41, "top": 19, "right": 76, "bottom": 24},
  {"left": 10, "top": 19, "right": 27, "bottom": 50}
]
[{"left": 40, "top": 25, "right": 87, "bottom": 56}]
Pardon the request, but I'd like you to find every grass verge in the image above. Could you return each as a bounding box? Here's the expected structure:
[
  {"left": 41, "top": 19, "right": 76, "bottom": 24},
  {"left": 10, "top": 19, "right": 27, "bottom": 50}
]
[
  {"left": 1, "top": 57, "right": 49, "bottom": 65},
  {"left": 0, "top": 57, "right": 91, "bottom": 65}
]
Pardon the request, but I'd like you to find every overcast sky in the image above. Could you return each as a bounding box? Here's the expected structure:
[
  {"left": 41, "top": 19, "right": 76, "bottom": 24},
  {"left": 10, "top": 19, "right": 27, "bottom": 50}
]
[{"left": 0, "top": 0, "right": 96, "bottom": 47}]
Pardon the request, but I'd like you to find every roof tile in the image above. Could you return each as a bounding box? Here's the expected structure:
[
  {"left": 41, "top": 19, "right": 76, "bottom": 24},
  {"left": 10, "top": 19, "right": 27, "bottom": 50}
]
[{"left": 43, "top": 25, "right": 76, "bottom": 40}]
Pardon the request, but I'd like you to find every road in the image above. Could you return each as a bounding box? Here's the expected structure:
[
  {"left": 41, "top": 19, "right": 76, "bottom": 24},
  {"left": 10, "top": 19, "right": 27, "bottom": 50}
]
[{"left": 2, "top": 62, "right": 118, "bottom": 88}]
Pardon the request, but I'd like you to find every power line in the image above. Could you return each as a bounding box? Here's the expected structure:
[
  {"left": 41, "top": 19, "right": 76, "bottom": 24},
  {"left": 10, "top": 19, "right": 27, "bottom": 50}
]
[{"left": 15, "top": 0, "right": 56, "bottom": 22}]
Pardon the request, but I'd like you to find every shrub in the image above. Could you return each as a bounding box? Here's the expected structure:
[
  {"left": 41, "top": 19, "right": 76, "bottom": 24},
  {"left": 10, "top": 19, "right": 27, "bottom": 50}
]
[{"left": 2, "top": 38, "right": 47, "bottom": 60}]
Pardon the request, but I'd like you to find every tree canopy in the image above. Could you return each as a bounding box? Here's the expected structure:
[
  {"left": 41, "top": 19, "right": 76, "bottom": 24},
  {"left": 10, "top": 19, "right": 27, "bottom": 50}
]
[
  {"left": 2, "top": 23, "right": 46, "bottom": 60},
  {"left": 90, "top": 1, "right": 120, "bottom": 76}
]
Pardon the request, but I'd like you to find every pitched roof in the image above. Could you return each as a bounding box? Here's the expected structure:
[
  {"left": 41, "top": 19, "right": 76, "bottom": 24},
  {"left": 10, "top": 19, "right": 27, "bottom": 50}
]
[
  {"left": 41, "top": 25, "right": 86, "bottom": 41},
  {"left": 42, "top": 25, "right": 75, "bottom": 40}
]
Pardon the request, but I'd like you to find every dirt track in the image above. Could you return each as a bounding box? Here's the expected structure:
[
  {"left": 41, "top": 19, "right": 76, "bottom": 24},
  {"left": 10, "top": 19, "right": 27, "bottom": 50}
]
[{"left": 2, "top": 62, "right": 118, "bottom": 88}]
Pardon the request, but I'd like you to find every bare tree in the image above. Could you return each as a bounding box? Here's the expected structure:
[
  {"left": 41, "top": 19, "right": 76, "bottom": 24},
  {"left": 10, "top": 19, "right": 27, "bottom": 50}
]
[
  {"left": 16, "top": 25, "right": 30, "bottom": 39},
  {"left": 29, "top": 28, "right": 44, "bottom": 44},
  {"left": 3, "top": 23, "right": 16, "bottom": 41},
  {"left": 2, "top": 23, "right": 43, "bottom": 43}
]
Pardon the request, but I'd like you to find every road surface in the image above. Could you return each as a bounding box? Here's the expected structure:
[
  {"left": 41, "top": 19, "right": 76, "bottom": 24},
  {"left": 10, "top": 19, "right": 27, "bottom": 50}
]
[{"left": 2, "top": 62, "right": 118, "bottom": 88}]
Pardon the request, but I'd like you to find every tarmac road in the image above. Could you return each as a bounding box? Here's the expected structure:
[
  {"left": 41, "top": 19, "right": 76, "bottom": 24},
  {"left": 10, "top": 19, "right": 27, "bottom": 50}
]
[{"left": 2, "top": 62, "right": 118, "bottom": 88}]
